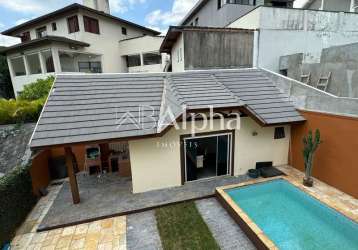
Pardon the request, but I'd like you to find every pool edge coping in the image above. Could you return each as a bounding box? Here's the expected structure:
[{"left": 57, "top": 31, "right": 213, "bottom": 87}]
[{"left": 215, "top": 176, "right": 358, "bottom": 250}]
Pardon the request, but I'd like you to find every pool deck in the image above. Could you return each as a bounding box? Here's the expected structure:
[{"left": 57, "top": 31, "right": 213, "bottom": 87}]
[
  {"left": 10, "top": 165, "right": 358, "bottom": 250},
  {"left": 216, "top": 166, "right": 358, "bottom": 250}
]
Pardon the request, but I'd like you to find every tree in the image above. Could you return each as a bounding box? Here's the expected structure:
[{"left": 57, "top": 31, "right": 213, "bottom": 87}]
[
  {"left": 0, "top": 54, "right": 14, "bottom": 99},
  {"left": 302, "top": 129, "right": 322, "bottom": 187}
]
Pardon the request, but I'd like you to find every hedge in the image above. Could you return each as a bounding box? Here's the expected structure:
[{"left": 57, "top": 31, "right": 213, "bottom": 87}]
[
  {"left": 18, "top": 76, "right": 54, "bottom": 101},
  {"left": 0, "top": 165, "right": 37, "bottom": 247},
  {"left": 0, "top": 76, "right": 54, "bottom": 125},
  {"left": 0, "top": 98, "right": 45, "bottom": 125}
]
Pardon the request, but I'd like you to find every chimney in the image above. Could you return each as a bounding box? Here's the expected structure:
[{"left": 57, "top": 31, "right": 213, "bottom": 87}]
[{"left": 83, "top": 0, "right": 110, "bottom": 14}]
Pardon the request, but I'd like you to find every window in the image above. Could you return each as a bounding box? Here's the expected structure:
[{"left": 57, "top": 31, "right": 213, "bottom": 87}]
[
  {"left": 20, "top": 31, "right": 30, "bottom": 42},
  {"left": 143, "top": 52, "right": 162, "bottom": 65},
  {"left": 270, "top": 1, "right": 289, "bottom": 7},
  {"left": 10, "top": 57, "right": 26, "bottom": 76},
  {"left": 274, "top": 127, "right": 286, "bottom": 139},
  {"left": 280, "top": 69, "right": 288, "bottom": 76},
  {"left": 194, "top": 17, "right": 199, "bottom": 26},
  {"left": 36, "top": 26, "right": 47, "bottom": 38},
  {"left": 122, "top": 27, "right": 127, "bottom": 35},
  {"left": 41, "top": 50, "right": 55, "bottom": 73},
  {"left": 83, "top": 16, "right": 100, "bottom": 34},
  {"left": 222, "top": 0, "right": 253, "bottom": 6},
  {"left": 78, "top": 62, "right": 102, "bottom": 73},
  {"left": 52, "top": 22, "right": 57, "bottom": 31},
  {"left": 126, "top": 54, "right": 141, "bottom": 67},
  {"left": 67, "top": 15, "right": 79, "bottom": 33},
  {"left": 218, "top": 0, "right": 222, "bottom": 9},
  {"left": 26, "top": 53, "right": 42, "bottom": 74}
]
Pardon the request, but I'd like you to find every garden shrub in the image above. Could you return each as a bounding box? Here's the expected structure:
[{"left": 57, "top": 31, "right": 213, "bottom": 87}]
[
  {"left": 0, "top": 165, "right": 37, "bottom": 246},
  {"left": 18, "top": 76, "right": 54, "bottom": 101},
  {"left": 0, "top": 76, "right": 53, "bottom": 124},
  {"left": 0, "top": 98, "right": 45, "bottom": 125}
]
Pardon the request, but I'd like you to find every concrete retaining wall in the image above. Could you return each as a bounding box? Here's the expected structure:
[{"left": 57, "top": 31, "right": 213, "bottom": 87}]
[{"left": 261, "top": 68, "right": 358, "bottom": 117}]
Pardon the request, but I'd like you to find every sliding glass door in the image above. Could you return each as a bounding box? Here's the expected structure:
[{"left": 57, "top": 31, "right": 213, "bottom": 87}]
[{"left": 184, "top": 133, "right": 232, "bottom": 182}]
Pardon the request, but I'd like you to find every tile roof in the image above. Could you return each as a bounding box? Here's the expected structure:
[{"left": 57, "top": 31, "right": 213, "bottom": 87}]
[
  {"left": 1, "top": 3, "right": 160, "bottom": 36},
  {"left": 0, "top": 36, "right": 90, "bottom": 54},
  {"left": 30, "top": 68, "right": 305, "bottom": 149}
]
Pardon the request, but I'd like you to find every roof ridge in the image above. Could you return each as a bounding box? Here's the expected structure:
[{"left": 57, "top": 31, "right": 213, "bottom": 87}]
[{"left": 157, "top": 76, "right": 185, "bottom": 133}]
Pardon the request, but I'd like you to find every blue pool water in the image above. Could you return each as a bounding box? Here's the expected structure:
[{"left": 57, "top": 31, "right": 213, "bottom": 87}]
[{"left": 226, "top": 179, "right": 358, "bottom": 250}]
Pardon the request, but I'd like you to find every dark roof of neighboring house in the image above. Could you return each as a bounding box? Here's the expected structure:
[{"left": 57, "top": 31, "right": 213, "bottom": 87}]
[
  {"left": 180, "top": 0, "right": 296, "bottom": 26},
  {"left": 1, "top": 3, "right": 160, "bottom": 36},
  {"left": 0, "top": 36, "right": 90, "bottom": 54},
  {"left": 179, "top": 0, "right": 210, "bottom": 26},
  {"left": 119, "top": 34, "right": 164, "bottom": 43},
  {"left": 160, "top": 26, "right": 255, "bottom": 53},
  {"left": 302, "top": 0, "right": 315, "bottom": 8},
  {"left": 30, "top": 68, "right": 305, "bottom": 149}
]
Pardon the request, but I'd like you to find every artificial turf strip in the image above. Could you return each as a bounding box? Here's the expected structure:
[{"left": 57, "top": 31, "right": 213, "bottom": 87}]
[{"left": 155, "top": 201, "right": 220, "bottom": 250}]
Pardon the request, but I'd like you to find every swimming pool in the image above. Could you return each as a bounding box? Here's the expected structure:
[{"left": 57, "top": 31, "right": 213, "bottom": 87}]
[{"left": 223, "top": 179, "right": 358, "bottom": 250}]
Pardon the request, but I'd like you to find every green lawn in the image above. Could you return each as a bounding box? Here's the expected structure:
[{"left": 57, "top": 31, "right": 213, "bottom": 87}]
[{"left": 155, "top": 201, "right": 220, "bottom": 250}]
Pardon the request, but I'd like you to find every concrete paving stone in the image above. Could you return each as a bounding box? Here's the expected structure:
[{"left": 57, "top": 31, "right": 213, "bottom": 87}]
[
  {"left": 196, "top": 198, "right": 256, "bottom": 250},
  {"left": 126, "top": 210, "right": 163, "bottom": 250}
]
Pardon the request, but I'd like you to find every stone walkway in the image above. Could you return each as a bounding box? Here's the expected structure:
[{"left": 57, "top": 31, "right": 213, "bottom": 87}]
[
  {"left": 126, "top": 211, "right": 162, "bottom": 250},
  {"left": 196, "top": 198, "right": 255, "bottom": 250},
  {"left": 11, "top": 184, "right": 127, "bottom": 250},
  {"left": 39, "top": 174, "right": 249, "bottom": 231}
]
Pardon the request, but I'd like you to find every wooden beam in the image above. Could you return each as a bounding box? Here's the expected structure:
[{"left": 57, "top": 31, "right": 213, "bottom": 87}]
[{"left": 65, "top": 147, "right": 80, "bottom": 204}]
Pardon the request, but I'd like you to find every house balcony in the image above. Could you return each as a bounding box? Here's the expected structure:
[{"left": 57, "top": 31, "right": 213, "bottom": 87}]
[{"left": 3, "top": 36, "right": 102, "bottom": 96}]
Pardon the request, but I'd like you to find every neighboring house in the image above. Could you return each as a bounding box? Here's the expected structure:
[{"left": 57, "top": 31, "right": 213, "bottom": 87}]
[
  {"left": 29, "top": 68, "right": 304, "bottom": 203},
  {"left": 180, "top": 0, "right": 294, "bottom": 27},
  {"left": 0, "top": 0, "right": 164, "bottom": 96},
  {"left": 160, "top": 26, "right": 256, "bottom": 72},
  {"left": 165, "top": 5, "right": 358, "bottom": 81},
  {"left": 303, "top": 0, "right": 358, "bottom": 12},
  {"left": 228, "top": 6, "right": 358, "bottom": 74},
  {"left": 119, "top": 35, "right": 169, "bottom": 73}
]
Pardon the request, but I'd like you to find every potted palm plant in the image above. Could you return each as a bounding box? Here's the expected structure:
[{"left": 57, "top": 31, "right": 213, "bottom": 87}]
[{"left": 302, "top": 129, "right": 322, "bottom": 187}]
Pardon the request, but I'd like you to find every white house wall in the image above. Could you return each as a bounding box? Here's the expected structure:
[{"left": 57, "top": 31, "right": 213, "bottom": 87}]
[
  {"left": 129, "top": 117, "right": 290, "bottom": 193},
  {"left": 118, "top": 36, "right": 168, "bottom": 73},
  {"left": 171, "top": 33, "right": 185, "bottom": 72},
  {"left": 258, "top": 29, "right": 358, "bottom": 72},
  {"left": 183, "top": 0, "right": 255, "bottom": 27},
  {"left": 228, "top": 8, "right": 261, "bottom": 29},
  {"left": 7, "top": 9, "right": 156, "bottom": 76},
  {"left": 230, "top": 7, "right": 358, "bottom": 72}
]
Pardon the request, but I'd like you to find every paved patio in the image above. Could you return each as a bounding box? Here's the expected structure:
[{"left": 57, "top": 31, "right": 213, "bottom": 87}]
[
  {"left": 11, "top": 165, "right": 358, "bottom": 249},
  {"left": 38, "top": 173, "right": 250, "bottom": 231}
]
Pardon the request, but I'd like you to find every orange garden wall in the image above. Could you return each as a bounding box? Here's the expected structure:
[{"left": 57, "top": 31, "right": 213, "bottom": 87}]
[
  {"left": 290, "top": 110, "right": 358, "bottom": 198},
  {"left": 51, "top": 146, "right": 86, "bottom": 171},
  {"left": 30, "top": 150, "right": 51, "bottom": 196}
]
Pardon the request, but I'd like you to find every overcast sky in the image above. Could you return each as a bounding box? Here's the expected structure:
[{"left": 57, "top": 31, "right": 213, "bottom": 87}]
[{"left": 0, "top": 0, "right": 308, "bottom": 46}]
